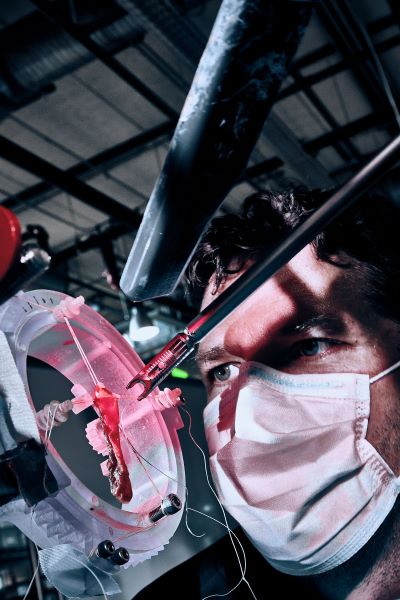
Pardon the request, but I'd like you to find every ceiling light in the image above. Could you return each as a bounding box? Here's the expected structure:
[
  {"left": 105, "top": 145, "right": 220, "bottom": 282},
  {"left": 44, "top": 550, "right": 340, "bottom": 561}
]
[{"left": 129, "top": 306, "right": 160, "bottom": 342}]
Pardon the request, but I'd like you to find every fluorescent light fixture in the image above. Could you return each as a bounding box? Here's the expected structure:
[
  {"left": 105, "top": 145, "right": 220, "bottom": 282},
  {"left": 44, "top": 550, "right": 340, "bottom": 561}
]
[{"left": 129, "top": 306, "right": 160, "bottom": 342}]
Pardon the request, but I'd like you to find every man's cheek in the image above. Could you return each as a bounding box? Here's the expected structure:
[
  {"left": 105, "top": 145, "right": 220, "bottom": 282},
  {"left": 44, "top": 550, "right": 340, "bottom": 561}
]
[{"left": 367, "top": 380, "right": 400, "bottom": 475}]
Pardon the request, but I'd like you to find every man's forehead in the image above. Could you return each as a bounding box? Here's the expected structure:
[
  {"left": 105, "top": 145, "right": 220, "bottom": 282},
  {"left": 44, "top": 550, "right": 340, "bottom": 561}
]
[
  {"left": 196, "top": 246, "right": 360, "bottom": 366},
  {"left": 200, "top": 245, "right": 341, "bottom": 311}
]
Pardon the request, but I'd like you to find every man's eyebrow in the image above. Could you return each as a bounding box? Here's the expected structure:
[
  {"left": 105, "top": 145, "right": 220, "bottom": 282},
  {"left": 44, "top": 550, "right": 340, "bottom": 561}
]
[
  {"left": 282, "top": 313, "right": 346, "bottom": 335},
  {"left": 195, "top": 346, "right": 227, "bottom": 367},
  {"left": 194, "top": 314, "right": 346, "bottom": 367}
]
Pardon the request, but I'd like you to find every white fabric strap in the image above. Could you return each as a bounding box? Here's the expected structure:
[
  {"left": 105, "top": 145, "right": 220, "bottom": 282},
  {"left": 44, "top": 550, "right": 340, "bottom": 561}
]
[
  {"left": 0, "top": 331, "right": 40, "bottom": 442},
  {"left": 370, "top": 358, "right": 400, "bottom": 384}
]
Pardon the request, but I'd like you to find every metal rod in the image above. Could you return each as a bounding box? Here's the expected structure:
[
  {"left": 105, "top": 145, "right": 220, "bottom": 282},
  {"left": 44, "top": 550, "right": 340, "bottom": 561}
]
[
  {"left": 187, "top": 134, "right": 400, "bottom": 339},
  {"left": 126, "top": 134, "right": 400, "bottom": 397},
  {"left": 120, "top": 0, "right": 315, "bottom": 302}
]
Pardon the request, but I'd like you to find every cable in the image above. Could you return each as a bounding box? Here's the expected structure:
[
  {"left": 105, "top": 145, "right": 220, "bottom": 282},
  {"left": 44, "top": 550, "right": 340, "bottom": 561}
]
[
  {"left": 181, "top": 406, "right": 258, "bottom": 600},
  {"left": 22, "top": 563, "right": 40, "bottom": 600},
  {"left": 68, "top": 555, "right": 108, "bottom": 600},
  {"left": 63, "top": 316, "right": 100, "bottom": 385}
]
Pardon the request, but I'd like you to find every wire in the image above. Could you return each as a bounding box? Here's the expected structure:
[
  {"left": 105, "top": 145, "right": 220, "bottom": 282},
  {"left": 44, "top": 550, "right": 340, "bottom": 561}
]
[
  {"left": 43, "top": 402, "right": 59, "bottom": 449},
  {"left": 63, "top": 316, "right": 100, "bottom": 385},
  {"left": 22, "top": 563, "right": 40, "bottom": 600},
  {"left": 187, "top": 507, "right": 251, "bottom": 599},
  {"left": 68, "top": 555, "right": 108, "bottom": 600},
  {"left": 120, "top": 428, "right": 163, "bottom": 500},
  {"left": 180, "top": 406, "right": 258, "bottom": 600},
  {"left": 184, "top": 487, "right": 206, "bottom": 538}
]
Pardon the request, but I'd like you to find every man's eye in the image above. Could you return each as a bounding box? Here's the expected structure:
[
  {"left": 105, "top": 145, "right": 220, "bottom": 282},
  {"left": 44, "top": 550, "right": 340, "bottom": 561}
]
[
  {"left": 211, "top": 363, "right": 240, "bottom": 383},
  {"left": 297, "top": 339, "right": 337, "bottom": 357}
]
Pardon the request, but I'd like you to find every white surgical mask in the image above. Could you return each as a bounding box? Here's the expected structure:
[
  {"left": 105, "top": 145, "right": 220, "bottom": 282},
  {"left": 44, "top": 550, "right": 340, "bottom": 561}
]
[{"left": 203, "top": 361, "right": 400, "bottom": 576}]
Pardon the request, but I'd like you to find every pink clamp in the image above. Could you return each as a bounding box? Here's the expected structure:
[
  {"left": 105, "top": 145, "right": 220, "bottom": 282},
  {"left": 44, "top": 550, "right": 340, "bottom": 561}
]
[
  {"left": 152, "top": 387, "right": 184, "bottom": 410},
  {"left": 70, "top": 383, "right": 94, "bottom": 414},
  {"left": 53, "top": 295, "right": 85, "bottom": 322}
]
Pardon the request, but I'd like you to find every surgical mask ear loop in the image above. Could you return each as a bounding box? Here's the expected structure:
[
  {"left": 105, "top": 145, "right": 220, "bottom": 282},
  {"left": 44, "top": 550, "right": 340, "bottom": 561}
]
[{"left": 370, "top": 358, "right": 400, "bottom": 384}]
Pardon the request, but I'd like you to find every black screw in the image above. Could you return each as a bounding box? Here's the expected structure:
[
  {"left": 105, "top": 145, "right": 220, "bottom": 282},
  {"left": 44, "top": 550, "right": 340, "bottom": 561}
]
[
  {"left": 96, "top": 539, "right": 115, "bottom": 559},
  {"left": 149, "top": 494, "right": 182, "bottom": 522},
  {"left": 111, "top": 547, "right": 130, "bottom": 565}
]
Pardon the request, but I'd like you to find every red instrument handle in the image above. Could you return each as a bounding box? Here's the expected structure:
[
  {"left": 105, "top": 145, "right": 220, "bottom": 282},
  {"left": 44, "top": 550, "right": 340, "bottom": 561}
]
[{"left": 0, "top": 206, "right": 21, "bottom": 281}]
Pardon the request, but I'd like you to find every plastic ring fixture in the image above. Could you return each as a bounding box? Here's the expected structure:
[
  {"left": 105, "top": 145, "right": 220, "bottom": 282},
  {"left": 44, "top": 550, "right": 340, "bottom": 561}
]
[{"left": 0, "top": 289, "right": 185, "bottom": 567}]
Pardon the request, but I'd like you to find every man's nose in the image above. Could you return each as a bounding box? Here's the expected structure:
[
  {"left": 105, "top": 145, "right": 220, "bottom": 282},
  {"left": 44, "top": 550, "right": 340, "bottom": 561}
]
[{"left": 222, "top": 292, "right": 294, "bottom": 364}]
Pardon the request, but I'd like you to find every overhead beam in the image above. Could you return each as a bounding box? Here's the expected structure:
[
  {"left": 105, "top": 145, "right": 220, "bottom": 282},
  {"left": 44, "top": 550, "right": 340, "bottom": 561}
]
[
  {"left": 316, "top": 0, "right": 395, "bottom": 129},
  {"left": 263, "top": 114, "right": 334, "bottom": 188},
  {"left": 31, "top": 0, "right": 179, "bottom": 120},
  {"left": 280, "top": 33, "right": 400, "bottom": 100},
  {"left": 0, "top": 135, "right": 142, "bottom": 225},
  {"left": 242, "top": 157, "right": 283, "bottom": 180},
  {"left": 290, "top": 43, "right": 336, "bottom": 71},
  {"left": 4, "top": 110, "right": 387, "bottom": 223},
  {"left": 368, "top": 14, "right": 396, "bottom": 35},
  {"left": 388, "top": 1, "right": 400, "bottom": 35},
  {"left": 3, "top": 121, "right": 175, "bottom": 212},
  {"left": 288, "top": 72, "right": 358, "bottom": 162},
  {"left": 51, "top": 222, "right": 133, "bottom": 266},
  {"left": 304, "top": 112, "right": 390, "bottom": 154},
  {"left": 242, "top": 112, "right": 392, "bottom": 182},
  {"left": 69, "top": 121, "right": 176, "bottom": 176},
  {"left": 43, "top": 270, "right": 196, "bottom": 322},
  {"left": 288, "top": 14, "right": 397, "bottom": 74}
]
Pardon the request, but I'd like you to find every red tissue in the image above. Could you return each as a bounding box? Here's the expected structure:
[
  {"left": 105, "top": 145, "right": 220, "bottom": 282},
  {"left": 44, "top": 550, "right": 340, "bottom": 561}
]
[{"left": 93, "top": 383, "right": 133, "bottom": 503}]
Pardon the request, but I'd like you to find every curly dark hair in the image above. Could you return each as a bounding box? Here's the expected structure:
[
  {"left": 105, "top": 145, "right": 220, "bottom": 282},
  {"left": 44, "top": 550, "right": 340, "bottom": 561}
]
[{"left": 187, "top": 187, "right": 400, "bottom": 322}]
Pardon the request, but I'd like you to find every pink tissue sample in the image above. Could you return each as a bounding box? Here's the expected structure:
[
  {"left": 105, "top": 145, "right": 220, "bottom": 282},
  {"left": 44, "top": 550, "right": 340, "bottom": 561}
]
[{"left": 93, "top": 383, "right": 133, "bottom": 503}]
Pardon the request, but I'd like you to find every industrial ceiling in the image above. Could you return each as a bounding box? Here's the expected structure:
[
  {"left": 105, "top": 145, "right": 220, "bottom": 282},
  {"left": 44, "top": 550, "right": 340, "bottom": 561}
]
[{"left": 1, "top": 0, "right": 400, "bottom": 361}]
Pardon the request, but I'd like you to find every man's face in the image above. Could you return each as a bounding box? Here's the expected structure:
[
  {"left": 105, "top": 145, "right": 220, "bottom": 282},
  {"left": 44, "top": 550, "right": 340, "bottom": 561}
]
[{"left": 197, "top": 244, "right": 400, "bottom": 474}]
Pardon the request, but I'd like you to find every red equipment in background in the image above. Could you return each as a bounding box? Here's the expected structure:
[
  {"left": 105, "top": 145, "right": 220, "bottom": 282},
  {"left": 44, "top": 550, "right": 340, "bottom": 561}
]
[
  {"left": 0, "top": 206, "right": 22, "bottom": 282},
  {"left": 0, "top": 206, "right": 51, "bottom": 305}
]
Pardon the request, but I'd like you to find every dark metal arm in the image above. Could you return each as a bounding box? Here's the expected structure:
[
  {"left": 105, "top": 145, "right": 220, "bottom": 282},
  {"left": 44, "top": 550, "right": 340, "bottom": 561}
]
[{"left": 127, "top": 134, "right": 400, "bottom": 398}]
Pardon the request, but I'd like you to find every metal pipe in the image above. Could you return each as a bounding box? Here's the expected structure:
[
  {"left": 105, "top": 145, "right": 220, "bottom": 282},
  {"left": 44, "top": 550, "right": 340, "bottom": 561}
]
[
  {"left": 126, "top": 134, "right": 400, "bottom": 397},
  {"left": 187, "top": 134, "right": 400, "bottom": 339},
  {"left": 120, "top": 0, "right": 316, "bottom": 302}
]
